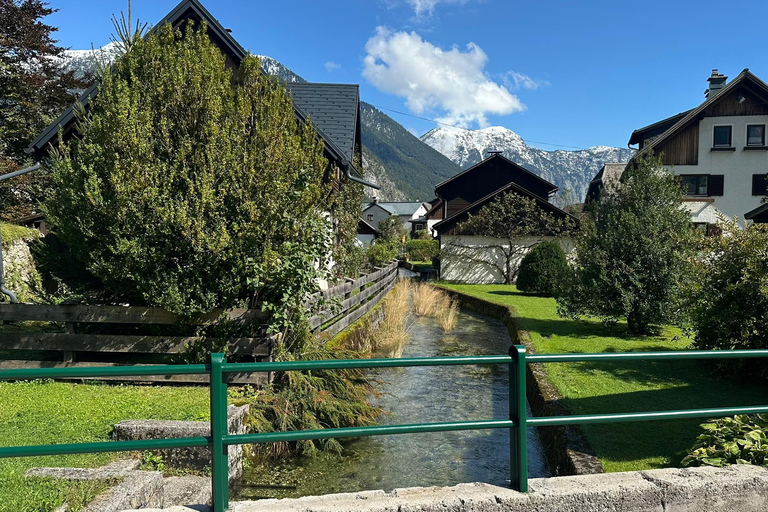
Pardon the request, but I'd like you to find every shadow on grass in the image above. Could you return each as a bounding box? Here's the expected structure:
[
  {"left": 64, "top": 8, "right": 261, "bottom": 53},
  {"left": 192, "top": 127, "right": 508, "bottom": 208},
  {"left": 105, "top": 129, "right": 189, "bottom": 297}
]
[
  {"left": 514, "top": 316, "right": 674, "bottom": 342},
  {"left": 553, "top": 380, "right": 768, "bottom": 467}
]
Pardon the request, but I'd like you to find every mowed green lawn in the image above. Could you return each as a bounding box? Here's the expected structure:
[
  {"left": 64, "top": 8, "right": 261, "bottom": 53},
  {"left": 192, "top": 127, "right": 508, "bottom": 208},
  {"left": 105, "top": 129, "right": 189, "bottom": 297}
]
[
  {"left": 439, "top": 283, "right": 767, "bottom": 472},
  {"left": 0, "top": 380, "right": 209, "bottom": 512}
]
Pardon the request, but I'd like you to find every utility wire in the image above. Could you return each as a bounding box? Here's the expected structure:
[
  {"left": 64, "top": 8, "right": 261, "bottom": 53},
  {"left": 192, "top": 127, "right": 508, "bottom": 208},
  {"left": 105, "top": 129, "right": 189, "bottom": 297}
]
[{"left": 369, "top": 103, "right": 591, "bottom": 150}]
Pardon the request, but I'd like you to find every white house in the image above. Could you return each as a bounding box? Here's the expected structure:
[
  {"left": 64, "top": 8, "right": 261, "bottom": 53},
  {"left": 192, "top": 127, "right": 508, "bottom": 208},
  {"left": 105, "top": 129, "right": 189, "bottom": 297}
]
[
  {"left": 361, "top": 201, "right": 430, "bottom": 232},
  {"left": 627, "top": 69, "right": 768, "bottom": 228}
]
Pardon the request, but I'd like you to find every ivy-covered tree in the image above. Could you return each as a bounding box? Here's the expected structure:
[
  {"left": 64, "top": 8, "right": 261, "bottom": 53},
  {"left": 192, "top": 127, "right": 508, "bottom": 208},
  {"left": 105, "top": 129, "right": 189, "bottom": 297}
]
[
  {"left": 45, "top": 23, "right": 330, "bottom": 335},
  {"left": 0, "top": 0, "right": 92, "bottom": 219},
  {"left": 451, "top": 192, "right": 576, "bottom": 284},
  {"left": 558, "top": 154, "right": 697, "bottom": 335}
]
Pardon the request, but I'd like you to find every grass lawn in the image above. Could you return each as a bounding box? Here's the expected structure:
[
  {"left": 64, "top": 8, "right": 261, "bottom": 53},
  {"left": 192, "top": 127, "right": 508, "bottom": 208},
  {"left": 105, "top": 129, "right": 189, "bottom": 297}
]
[
  {"left": 0, "top": 380, "right": 209, "bottom": 512},
  {"left": 438, "top": 283, "right": 768, "bottom": 473}
]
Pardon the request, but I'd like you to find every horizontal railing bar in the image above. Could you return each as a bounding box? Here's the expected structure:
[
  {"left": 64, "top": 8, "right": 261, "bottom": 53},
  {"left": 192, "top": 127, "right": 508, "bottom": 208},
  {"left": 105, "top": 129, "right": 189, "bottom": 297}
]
[
  {"left": 527, "top": 350, "right": 768, "bottom": 363},
  {"left": 223, "top": 419, "right": 516, "bottom": 445},
  {"left": 528, "top": 405, "right": 768, "bottom": 426},
  {"left": 221, "top": 355, "right": 512, "bottom": 373},
  {"left": 0, "top": 436, "right": 211, "bottom": 459},
  {"left": 0, "top": 364, "right": 210, "bottom": 380}
]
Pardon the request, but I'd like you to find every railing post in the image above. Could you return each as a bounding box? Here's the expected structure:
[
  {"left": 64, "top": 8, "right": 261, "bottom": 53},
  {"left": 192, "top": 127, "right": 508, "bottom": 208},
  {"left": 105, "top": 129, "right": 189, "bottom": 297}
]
[
  {"left": 210, "top": 353, "right": 229, "bottom": 512},
  {"left": 509, "top": 345, "right": 528, "bottom": 492}
]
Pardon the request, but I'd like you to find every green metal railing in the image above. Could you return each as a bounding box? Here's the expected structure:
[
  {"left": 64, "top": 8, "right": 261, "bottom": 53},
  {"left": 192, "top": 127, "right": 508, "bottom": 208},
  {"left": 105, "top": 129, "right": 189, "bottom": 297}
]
[{"left": 2, "top": 347, "right": 768, "bottom": 511}]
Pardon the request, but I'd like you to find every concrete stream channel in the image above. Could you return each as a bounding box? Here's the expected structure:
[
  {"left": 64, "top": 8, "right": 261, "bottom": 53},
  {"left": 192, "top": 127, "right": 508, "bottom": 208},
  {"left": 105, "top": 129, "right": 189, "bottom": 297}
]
[{"left": 235, "top": 302, "right": 550, "bottom": 500}]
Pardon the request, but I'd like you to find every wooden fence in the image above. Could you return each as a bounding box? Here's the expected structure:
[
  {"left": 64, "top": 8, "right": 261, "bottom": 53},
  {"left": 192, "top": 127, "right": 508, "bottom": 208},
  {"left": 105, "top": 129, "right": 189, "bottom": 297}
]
[
  {"left": 0, "top": 261, "right": 400, "bottom": 384},
  {"left": 0, "top": 305, "right": 275, "bottom": 385},
  {"left": 308, "top": 260, "right": 399, "bottom": 338}
]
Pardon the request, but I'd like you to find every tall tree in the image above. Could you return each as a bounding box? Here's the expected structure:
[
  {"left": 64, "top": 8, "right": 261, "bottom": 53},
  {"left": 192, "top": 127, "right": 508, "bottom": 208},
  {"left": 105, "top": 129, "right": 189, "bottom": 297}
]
[
  {"left": 0, "top": 0, "right": 91, "bottom": 219},
  {"left": 450, "top": 192, "right": 576, "bottom": 284},
  {"left": 558, "top": 154, "right": 697, "bottom": 334}
]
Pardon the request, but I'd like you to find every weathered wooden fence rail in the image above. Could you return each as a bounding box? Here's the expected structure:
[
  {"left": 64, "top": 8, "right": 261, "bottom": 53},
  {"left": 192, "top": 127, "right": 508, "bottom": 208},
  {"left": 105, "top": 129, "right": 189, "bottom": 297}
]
[
  {"left": 308, "top": 260, "right": 398, "bottom": 338},
  {"left": 0, "top": 261, "right": 399, "bottom": 383},
  {"left": 0, "top": 305, "right": 274, "bottom": 384}
]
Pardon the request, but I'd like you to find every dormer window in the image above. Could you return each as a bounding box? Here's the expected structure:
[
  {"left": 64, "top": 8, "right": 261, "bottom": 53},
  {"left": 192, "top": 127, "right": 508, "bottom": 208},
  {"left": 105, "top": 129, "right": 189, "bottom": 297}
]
[
  {"left": 747, "top": 124, "right": 765, "bottom": 146},
  {"left": 713, "top": 125, "right": 732, "bottom": 147}
]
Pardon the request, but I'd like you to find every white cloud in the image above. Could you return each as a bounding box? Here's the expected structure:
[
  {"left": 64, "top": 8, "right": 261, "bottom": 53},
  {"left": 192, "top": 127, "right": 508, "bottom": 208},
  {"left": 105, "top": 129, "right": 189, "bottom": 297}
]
[
  {"left": 324, "top": 61, "right": 341, "bottom": 72},
  {"left": 503, "top": 71, "right": 548, "bottom": 91},
  {"left": 363, "top": 27, "right": 524, "bottom": 128},
  {"left": 405, "top": 0, "right": 473, "bottom": 17}
]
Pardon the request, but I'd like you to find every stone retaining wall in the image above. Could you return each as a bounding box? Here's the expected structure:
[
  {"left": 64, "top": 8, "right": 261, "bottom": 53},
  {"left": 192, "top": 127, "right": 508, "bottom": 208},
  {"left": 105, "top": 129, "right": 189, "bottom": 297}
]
[
  {"left": 128, "top": 465, "right": 768, "bottom": 512},
  {"left": 439, "top": 287, "right": 603, "bottom": 476}
]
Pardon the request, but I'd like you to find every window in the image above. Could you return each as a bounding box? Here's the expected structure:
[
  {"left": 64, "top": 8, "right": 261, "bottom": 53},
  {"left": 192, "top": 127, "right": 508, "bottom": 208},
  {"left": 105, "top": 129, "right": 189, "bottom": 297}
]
[
  {"left": 713, "top": 125, "right": 732, "bottom": 147},
  {"left": 747, "top": 125, "right": 766, "bottom": 146},
  {"left": 680, "top": 175, "right": 709, "bottom": 196},
  {"left": 366, "top": 214, "right": 373, "bottom": 222},
  {"left": 415, "top": 223, "right": 424, "bottom": 230},
  {"left": 753, "top": 174, "right": 768, "bottom": 196}
]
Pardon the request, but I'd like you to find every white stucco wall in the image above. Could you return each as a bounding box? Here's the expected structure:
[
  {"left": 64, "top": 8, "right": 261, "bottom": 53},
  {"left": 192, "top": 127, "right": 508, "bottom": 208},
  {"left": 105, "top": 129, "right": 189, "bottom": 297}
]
[
  {"left": 667, "top": 115, "right": 768, "bottom": 222},
  {"left": 440, "top": 235, "right": 574, "bottom": 284}
]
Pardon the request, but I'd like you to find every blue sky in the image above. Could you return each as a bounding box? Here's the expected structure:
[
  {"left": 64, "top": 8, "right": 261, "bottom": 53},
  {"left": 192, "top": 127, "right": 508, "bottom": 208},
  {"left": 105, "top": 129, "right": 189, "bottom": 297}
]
[{"left": 48, "top": 0, "right": 768, "bottom": 150}]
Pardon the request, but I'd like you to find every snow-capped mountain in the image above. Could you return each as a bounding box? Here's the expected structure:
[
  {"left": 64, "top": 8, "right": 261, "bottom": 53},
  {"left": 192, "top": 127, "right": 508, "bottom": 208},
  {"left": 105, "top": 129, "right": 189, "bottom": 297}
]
[
  {"left": 421, "top": 126, "right": 634, "bottom": 201},
  {"left": 60, "top": 42, "right": 122, "bottom": 78}
]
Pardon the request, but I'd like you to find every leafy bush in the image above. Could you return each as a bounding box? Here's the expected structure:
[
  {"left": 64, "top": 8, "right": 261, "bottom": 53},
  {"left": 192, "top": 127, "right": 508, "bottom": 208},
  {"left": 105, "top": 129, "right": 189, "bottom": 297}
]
[
  {"left": 516, "top": 240, "right": 569, "bottom": 296},
  {"left": 377, "top": 216, "right": 407, "bottom": 245},
  {"left": 406, "top": 239, "right": 438, "bottom": 262},
  {"left": 558, "top": 155, "right": 696, "bottom": 334},
  {"left": 366, "top": 241, "right": 397, "bottom": 268},
  {"left": 45, "top": 23, "right": 330, "bottom": 318},
  {"left": 682, "top": 415, "right": 768, "bottom": 468},
  {"left": 688, "top": 220, "right": 768, "bottom": 370}
]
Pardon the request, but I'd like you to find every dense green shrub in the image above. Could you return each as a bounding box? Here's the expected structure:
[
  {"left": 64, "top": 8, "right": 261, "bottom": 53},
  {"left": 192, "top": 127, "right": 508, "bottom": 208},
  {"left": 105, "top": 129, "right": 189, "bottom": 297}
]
[
  {"left": 366, "top": 241, "right": 397, "bottom": 268},
  {"left": 516, "top": 241, "right": 569, "bottom": 296},
  {"left": 45, "top": 23, "right": 330, "bottom": 320},
  {"left": 688, "top": 220, "right": 768, "bottom": 375},
  {"left": 406, "top": 239, "right": 438, "bottom": 262},
  {"left": 377, "top": 216, "right": 407, "bottom": 245},
  {"left": 558, "top": 155, "right": 697, "bottom": 334},
  {"left": 682, "top": 415, "right": 768, "bottom": 468}
]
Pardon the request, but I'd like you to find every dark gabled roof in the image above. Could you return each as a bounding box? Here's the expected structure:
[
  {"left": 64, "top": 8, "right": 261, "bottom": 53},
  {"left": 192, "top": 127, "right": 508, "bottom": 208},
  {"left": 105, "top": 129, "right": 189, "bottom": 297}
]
[
  {"left": 287, "top": 83, "right": 359, "bottom": 164},
  {"left": 639, "top": 69, "right": 768, "bottom": 157},
  {"left": 745, "top": 202, "right": 768, "bottom": 222},
  {"left": 26, "top": 0, "right": 361, "bottom": 172},
  {"left": 27, "top": 0, "right": 244, "bottom": 158},
  {"left": 433, "top": 180, "right": 577, "bottom": 235},
  {"left": 627, "top": 109, "right": 692, "bottom": 146},
  {"left": 435, "top": 153, "right": 558, "bottom": 196},
  {"left": 358, "top": 218, "right": 379, "bottom": 235}
]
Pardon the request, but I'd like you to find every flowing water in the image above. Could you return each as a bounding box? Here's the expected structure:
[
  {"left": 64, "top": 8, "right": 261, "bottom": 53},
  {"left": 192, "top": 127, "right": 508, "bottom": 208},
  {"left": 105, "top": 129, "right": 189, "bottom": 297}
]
[{"left": 236, "top": 307, "right": 549, "bottom": 500}]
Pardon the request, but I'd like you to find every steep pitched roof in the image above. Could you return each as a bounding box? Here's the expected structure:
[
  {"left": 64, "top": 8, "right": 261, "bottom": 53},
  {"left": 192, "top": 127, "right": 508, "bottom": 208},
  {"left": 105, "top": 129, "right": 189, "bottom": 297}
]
[
  {"left": 435, "top": 153, "right": 558, "bottom": 197},
  {"left": 287, "top": 83, "right": 359, "bottom": 164},
  {"left": 26, "top": 0, "right": 361, "bottom": 171},
  {"left": 363, "top": 202, "right": 426, "bottom": 216},
  {"left": 433, "top": 180, "right": 577, "bottom": 235},
  {"left": 627, "top": 109, "right": 692, "bottom": 147},
  {"left": 745, "top": 203, "right": 768, "bottom": 223},
  {"left": 639, "top": 69, "right": 768, "bottom": 157},
  {"left": 586, "top": 162, "right": 626, "bottom": 201}
]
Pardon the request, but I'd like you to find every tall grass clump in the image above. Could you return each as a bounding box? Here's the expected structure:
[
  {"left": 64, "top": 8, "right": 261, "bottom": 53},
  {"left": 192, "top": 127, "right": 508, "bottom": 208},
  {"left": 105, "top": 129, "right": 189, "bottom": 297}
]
[
  {"left": 372, "top": 279, "right": 411, "bottom": 357},
  {"left": 413, "top": 283, "right": 459, "bottom": 333},
  {"left": 437, "top": 299, "right": 459, "bottom": 333}
]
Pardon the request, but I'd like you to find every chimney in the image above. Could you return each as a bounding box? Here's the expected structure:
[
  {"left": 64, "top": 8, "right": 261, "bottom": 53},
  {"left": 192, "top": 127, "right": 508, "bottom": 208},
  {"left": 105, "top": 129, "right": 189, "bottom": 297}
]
[
  {"left": 486, "top": 150, "right": 503, "bottom": 159},
  {"left": 705, "top": 69, "right": 727, "bottom": 98}
]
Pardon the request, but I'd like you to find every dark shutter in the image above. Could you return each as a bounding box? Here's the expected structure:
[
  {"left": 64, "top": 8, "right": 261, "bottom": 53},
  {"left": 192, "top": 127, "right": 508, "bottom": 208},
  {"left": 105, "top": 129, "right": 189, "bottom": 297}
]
[
  {"left": 708, "top": 175, "right": 724, "bottom": 196},
  {"left": 752, "top": 174, "right": 768, "bottom": 196}
]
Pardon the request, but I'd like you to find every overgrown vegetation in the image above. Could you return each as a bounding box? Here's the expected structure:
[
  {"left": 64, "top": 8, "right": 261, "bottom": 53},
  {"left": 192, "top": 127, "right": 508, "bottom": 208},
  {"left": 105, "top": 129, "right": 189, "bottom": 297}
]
[
  {"left": 0, "top": 222, "right": 38, "bottom": 248},
  {"left": 405, "top": 239, "right": 439, "bottom": 262},
  {"left": 45, "top": 23, "right": 330, "bottom": 328},
  {"left": 687, "top": 220, "right": 768, "bottom": 377},
  {"left": 682, "top": 414, "right": 768, "bottom": 468},
  {"left": 366, "top": 216, "right": 405, "bottom": 267},
  {"left": 452, "top": 191, "right": 576, "bottom": 284},
  {"left": 412, "top": 283, "right": 458, "bottom": 333},
  {"left": 515, "top": 240, "right": 569, "bottom": 297},
  {"left": 558, "top": 155, "right": 697, "bottom": 334}
]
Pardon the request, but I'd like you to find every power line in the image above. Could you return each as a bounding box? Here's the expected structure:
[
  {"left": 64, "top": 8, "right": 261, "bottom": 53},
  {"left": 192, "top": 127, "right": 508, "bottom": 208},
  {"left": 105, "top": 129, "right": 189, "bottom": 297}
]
[{"left": 369, "top": 104, "right": 589, "bottom": 150}]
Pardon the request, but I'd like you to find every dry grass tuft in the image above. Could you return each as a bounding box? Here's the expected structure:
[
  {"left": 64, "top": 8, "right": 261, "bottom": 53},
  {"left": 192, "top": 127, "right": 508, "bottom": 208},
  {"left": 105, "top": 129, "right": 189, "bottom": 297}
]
[
  {"left": 373, "top": 279, "right": 411, "bottom": 357},
  {"left": 437, "top": 298, "right": 459, "bottom": 333},
  {"left": 412, "top": 283, "right": 442, "bottom": 316}
]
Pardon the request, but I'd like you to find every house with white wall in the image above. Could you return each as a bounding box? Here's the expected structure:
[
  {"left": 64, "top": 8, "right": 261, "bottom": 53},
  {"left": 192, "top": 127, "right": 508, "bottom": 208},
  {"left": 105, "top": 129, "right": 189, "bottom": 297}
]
[
  {"left": 626, "top": 69, "right": 768, "bottom": 228},
  {"left": 361, "top": 201, "right": 430, "bottom": 232},
  {"left": 433, "top": 152, "right": 577, "bottom": 284}
]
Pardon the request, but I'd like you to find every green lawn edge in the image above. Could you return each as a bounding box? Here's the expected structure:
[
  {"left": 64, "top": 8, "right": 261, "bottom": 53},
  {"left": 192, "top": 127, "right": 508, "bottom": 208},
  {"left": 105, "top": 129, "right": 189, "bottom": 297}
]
[{"left": 436, "top": 283, "right": 767, "bottom": 473}]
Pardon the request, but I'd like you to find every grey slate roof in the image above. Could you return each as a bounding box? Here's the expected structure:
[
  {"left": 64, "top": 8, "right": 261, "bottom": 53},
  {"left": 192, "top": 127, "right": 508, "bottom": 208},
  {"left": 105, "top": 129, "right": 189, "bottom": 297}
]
[
  {"left": 286, "top": 83, "right": 359, "bottom": 164},
  {"left": 364, "top": 202, "right": 426, "bottom": 216}
]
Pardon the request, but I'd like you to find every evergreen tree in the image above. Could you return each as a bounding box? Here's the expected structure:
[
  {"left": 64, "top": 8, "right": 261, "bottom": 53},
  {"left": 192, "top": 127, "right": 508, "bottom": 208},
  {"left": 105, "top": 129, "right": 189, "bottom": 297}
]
[
  {"left": 558, "top": 155, "right": 696, "bottom": 334},
  {"left": 45, "top": 23, "right": 330, "bottom": 323},
  {"left": 0, "top": 0, "right": 91, "bottom": 219}
]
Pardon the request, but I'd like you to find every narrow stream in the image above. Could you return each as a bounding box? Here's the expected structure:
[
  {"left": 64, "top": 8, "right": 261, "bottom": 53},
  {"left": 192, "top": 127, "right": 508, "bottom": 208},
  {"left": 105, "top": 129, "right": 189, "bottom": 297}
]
[{"left": 236, "top": 307, "right": 549, "bottom": 500}]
